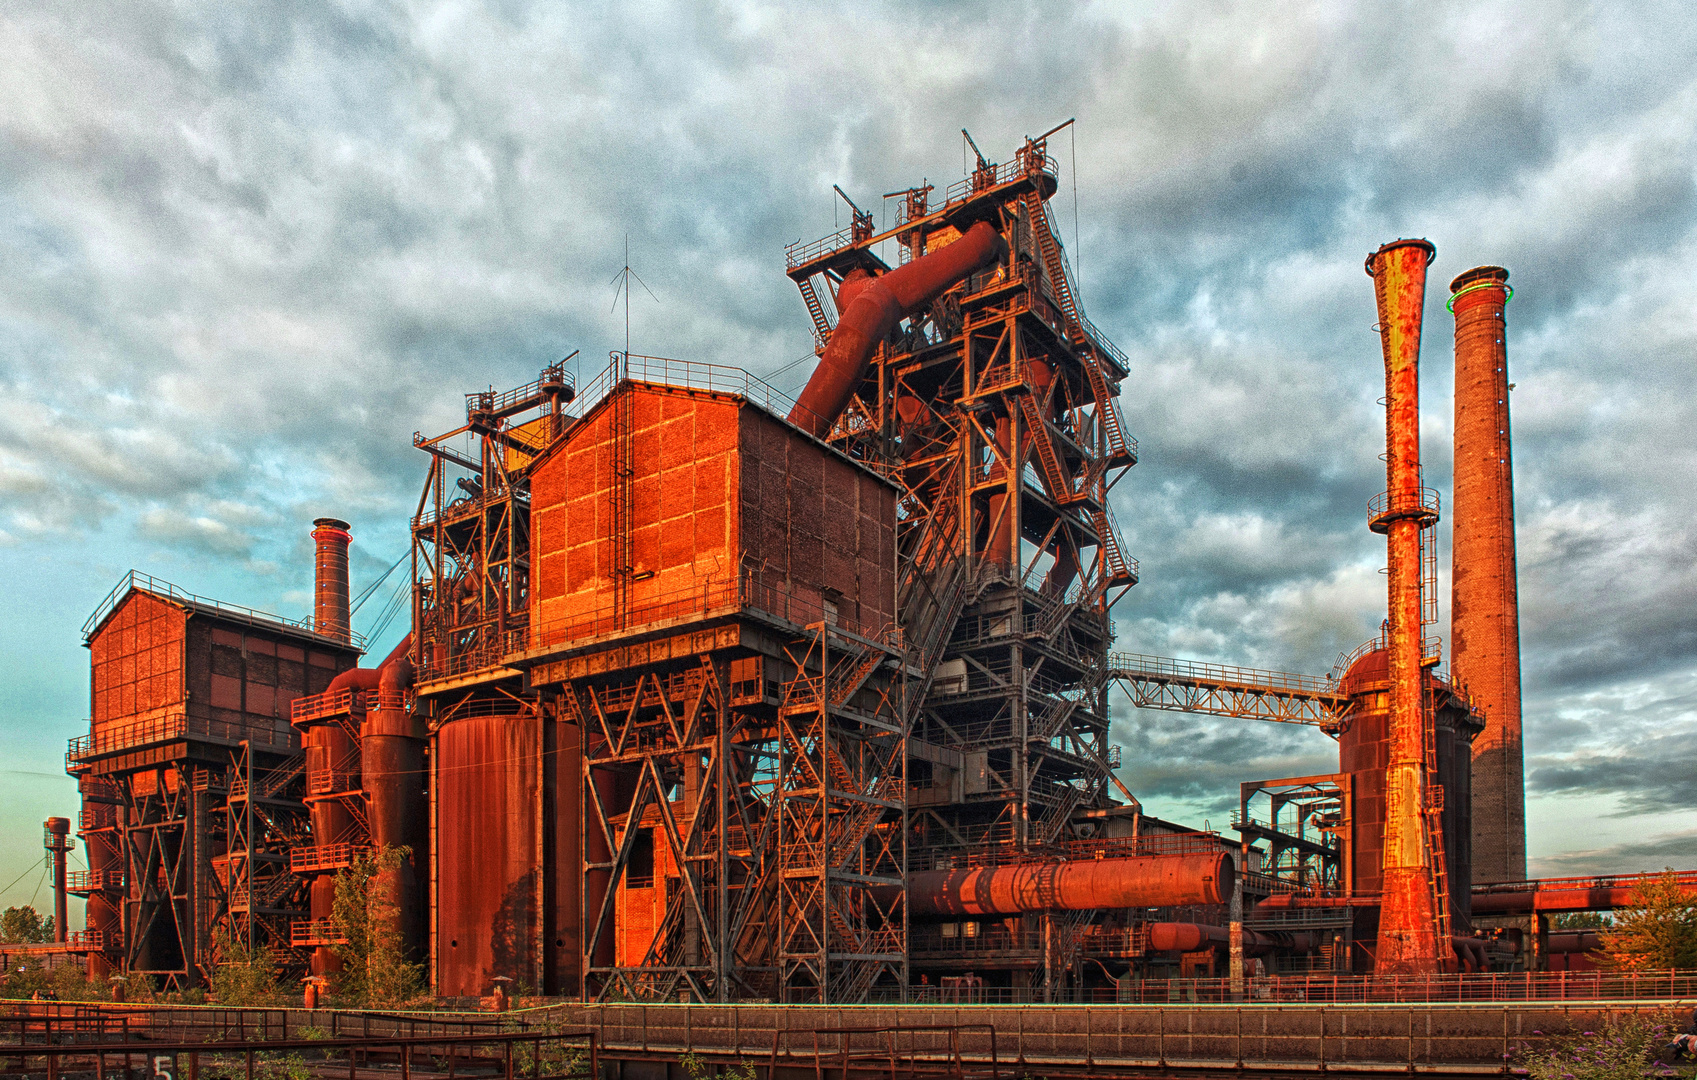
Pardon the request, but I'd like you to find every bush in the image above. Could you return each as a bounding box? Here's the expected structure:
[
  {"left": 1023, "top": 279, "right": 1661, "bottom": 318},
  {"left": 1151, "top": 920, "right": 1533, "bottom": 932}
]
[
  {"left": 330, "top": 845, "right": 425, "bottom": 1007},
  {"left": 1516, "top": 1012, "right": 1682, "bottom": 1080},
  {"left": 209, "top": 929, "right": 287, "bottom": 1006}
]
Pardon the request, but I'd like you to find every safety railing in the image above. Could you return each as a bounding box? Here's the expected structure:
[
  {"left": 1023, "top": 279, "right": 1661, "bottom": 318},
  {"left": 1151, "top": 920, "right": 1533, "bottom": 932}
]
[
  {"left": 289, "top": 687, "right": 365, "bottom": 725},
  {"left": 290, "top": 842, "right": 371, "bottom": 874},
  {"left": 785, "top": 226, "right": 859, "bottom": 270},
  {"left": 289, "top": 918, "right": 345, "bottom": 947},
  {"left": 68, "top": 712, "right": 297, "bottom": 766},
  {"left": 0, "top": 1024, "right": 596, "bottom": 1080},
  {"left": 82, "top": 569, "right": 364, "bottom": 648},
  {"left": 1109, "top": 652, "right": 1340, "bottom": 699},
  {"left": 566, "top": 352, "right": 836, "bottom": 443},
  {"left": 64, "top": 870, "right": 125, "bottom": 894},
  {"left": 1368, "top": 485, "right": 1442, "bottom": 529}
]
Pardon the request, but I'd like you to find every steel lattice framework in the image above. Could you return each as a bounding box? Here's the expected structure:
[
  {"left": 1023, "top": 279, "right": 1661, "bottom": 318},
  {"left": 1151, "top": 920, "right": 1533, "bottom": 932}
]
[{"left": 786, "top": 134, "right": 1138, "bottom": 883}]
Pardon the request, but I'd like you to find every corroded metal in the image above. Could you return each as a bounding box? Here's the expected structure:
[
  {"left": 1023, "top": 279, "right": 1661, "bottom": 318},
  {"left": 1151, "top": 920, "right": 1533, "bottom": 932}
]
[{"left": 1365, "top": 239, "right": 1445, "bottom": 975}]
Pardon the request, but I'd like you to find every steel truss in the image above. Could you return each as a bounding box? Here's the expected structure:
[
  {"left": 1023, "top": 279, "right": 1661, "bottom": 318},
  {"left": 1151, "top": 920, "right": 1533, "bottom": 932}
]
[
  {"left": 786, "top": 134, "right": 1137, "bottom": 878},
  {"left": 567, "top": 620, "right": 905, "bottom": 1005},
  {"left": 222, "top": 742, "right": 312, "bottom": 963},
  {"left": 413, "top": 362, "right": 573, "bottom": 684}
]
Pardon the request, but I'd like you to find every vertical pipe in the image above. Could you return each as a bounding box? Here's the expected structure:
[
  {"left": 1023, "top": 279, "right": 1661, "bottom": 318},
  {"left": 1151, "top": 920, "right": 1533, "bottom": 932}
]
[
  {"left": 1449, "top": 266, "right": 1526, "bottom": 883},
  {"left": 45, "top": 818, "right": 71, "bottom": 943},
  {"left": 313, "top": 518, "right": 352, "bottom": 643},
  {"left": 1365, "top": 238, "right": 1443, "bottom": 975}
]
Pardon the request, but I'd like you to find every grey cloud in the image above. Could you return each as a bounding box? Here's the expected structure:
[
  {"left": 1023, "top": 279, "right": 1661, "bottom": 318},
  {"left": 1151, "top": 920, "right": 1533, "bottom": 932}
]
[{"left": 0, "top": 0, "right": 1695, "bottom": 871}]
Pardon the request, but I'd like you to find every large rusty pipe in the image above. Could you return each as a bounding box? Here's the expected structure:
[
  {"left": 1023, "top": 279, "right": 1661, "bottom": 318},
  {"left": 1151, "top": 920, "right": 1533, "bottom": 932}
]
[
  {"left": 363, "top": 634, "right": 423, "bottom": 958},
  {"left": 905, "top": 852, "right": 1231, "bottom": 917},
  {"left": 1366, "top": 238, "right": 1443, "bottom": 975},
  {"left": 1449, "top": 266, "right": 1525, "bottom": 883},
  {"left": 312, "top": 518, "right": 352, "bottom": 644},
  {"left": 1148, "top": 922, "right": 1316, "bottom": 956},
  {"left": 789, "top": 220, "right": 1006, "bottom": 439}
]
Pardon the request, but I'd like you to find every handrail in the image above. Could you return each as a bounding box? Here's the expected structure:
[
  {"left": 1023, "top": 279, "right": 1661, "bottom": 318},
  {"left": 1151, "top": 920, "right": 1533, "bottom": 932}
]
[
  {"left": 1108, "top": 652, "right": 1343, "bottom": 700},
  {"left": 83, "top": 569, "right": 365, "bottom": 648}
]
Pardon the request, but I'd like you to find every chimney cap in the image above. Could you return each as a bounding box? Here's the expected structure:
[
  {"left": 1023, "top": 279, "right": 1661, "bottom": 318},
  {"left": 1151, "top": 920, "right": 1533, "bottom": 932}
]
[
  {"left": 1364, "top": 237, "right": 1436, "bottom": 276},
  {"left": 44, "top": 818, "right": 70, "bottom": 834},
  {"left": 1449, "top": 265, "right": 1509, "bottom": 294},
  {"left": 313, "top": 517, "right": 352, "bottom": 533}
]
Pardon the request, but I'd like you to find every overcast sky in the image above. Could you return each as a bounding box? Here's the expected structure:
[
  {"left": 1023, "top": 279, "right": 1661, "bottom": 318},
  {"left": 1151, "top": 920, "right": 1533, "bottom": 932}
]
[{"left": 2, "top": 1, "right": 1694, "bottom": 913}]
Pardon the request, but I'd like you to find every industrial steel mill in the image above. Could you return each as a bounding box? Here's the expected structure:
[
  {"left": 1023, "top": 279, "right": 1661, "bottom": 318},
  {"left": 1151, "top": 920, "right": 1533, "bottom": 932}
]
[{"left": 35, "top": 126, "right": 1597, "bottom": 1001}]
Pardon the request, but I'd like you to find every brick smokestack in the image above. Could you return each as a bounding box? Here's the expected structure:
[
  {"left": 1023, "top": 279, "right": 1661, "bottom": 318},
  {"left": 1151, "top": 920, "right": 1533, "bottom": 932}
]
[
  {"left": 313, "top": 518, "right": 352, "bottom": 643},
  {"left": 1365, "top": 238, "right": 1445, "bottom": 975},
  {"left": 1449, "top": 266, "right": 1525, "bottom": 883}
]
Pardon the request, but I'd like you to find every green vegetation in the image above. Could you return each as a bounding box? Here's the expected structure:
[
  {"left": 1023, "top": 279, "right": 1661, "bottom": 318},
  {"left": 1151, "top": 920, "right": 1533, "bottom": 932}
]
[
  {"left": 681, "top": 1051, "right": 757, "bottom": 1080},
  {"left": 0, "top": 905, "right": 54, "bottom": 944},
  {"left": 208, "top": 927, "right": 287, "bottom": 1006},
  {"left": 1554, "top": 912, "right": 1614, "bottom": 930},
  {"left": 329, "top": 844, "right": 425, "bottom": 1007},
  {"left": 1598, "top": 870, "right": 1697, "bottom": 971},
  {"left": 1516, "top": 1012, "right": 1684, "bottom": 1080}
]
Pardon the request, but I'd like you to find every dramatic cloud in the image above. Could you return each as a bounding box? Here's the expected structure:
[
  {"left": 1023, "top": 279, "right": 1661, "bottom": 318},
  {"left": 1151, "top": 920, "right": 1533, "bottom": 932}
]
[{"left": 1, "top": 0, "right": 1695, "bottom": 905}]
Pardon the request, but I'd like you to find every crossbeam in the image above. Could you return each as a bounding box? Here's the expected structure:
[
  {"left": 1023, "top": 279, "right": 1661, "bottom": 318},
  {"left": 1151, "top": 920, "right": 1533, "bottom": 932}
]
[{"left": 1106, "top": 652, "right": 1352, "bottom": 729}]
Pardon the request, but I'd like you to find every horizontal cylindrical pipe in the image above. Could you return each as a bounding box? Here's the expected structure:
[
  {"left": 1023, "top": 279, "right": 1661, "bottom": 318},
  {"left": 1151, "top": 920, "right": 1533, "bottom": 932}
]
[
  {"left": 905, "top": 853, "right": 1232, "bottom": 917},
  {"left": 1148, "top": 921, "right": 1317, "bottom": 956},
  {"left": 1470, "top": 887, "right": 1655, "bottom": 915}
]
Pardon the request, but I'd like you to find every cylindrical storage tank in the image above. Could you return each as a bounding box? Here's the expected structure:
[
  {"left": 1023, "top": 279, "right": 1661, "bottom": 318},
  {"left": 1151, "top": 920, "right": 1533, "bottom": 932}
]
[
  {"left": 312, "top": 518, "right": 352, "bottom": 643},
  {"left": 1339, "top": 648, "right": 1476, "bottom": 931},
  {"left": 435, "top": 713, "right": 543, "bottom": 997},
  {"left": 1339, "top": 650, "right": 1392, "bottom": 898},
  {"left": 304, "top": 724, "right": 355, "bottom": 975},
  {"left": 905, "top": 852, "right": 1232, "bottom": 917},
  {"left": 363, "top": 710, "right": 426, "bottom": 962}
]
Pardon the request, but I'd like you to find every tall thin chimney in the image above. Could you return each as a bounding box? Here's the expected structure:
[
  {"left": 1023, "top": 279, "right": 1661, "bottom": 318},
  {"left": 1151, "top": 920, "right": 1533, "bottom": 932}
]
[
  {"left": 1365, "top": 238, "right": 1445, "bottom": 975},
  {"left": 1449, "top": 266, "right": 1525, "bottom": 882},
  {"left": 313, "top": 518, "right": 352, "bottom": 643},
  {"left": 45, "top": 818, "right": 71, "bottom": 943}
]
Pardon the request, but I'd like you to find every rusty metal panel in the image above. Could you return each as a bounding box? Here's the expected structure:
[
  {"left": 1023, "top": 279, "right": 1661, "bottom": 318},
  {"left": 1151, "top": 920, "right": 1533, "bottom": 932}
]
[
  {"left": 434, "top": 711, "right": 544, "bottom": 997},
  {"left": 91, "top": 591, "right": 186, "bottom": 731}
]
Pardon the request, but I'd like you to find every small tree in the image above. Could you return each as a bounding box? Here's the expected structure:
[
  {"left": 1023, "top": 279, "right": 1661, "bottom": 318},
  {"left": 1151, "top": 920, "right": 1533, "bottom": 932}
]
[
  {"left": 330, "top": 845, "right": 424, "bottom": 1007},
  {"left": 210, "top": 927, "right": 285, "bottom": 1006},
  {"left": 1553, "top": 912, "right": 1612, "bottom": 930},
  {"left": 1598, "top": 869, "right": 1697, "bottom": 971},
  {"left": 0, "top": 906, "right": 54, "bottom": 944}
]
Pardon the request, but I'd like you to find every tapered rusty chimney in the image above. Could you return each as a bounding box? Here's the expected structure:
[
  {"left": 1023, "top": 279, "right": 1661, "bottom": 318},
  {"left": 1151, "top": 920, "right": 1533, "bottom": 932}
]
[
  {"left": 1449, "top": 266, "right": 1525, "bottom": 883},
  {"left": 312, "top": 518, "right": 352, "bottom": 643},
  {"left": 1365, "top": 238, "right": 1445, "bottom": 975}
]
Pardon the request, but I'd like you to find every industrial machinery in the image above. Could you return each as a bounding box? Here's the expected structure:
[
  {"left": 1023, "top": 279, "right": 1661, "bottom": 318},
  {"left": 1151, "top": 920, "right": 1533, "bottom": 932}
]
[{"left": 56, "top": 127, "right": 1571, "bottom": 999}]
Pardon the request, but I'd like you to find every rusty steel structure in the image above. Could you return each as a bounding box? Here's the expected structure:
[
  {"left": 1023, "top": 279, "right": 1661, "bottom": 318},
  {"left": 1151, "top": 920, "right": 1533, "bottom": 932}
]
[
  {"left": 1448, "top": 266, "right": 1526, "bottom": 885},
  {"left": 1363, "top": 239, "right": 1447, "bottom": 975},
  {"left": 65, "top": 572, "right": 361, "bottom": 988},
  {"left": 50, "top": 129, "right": 1589, "bottom": 999},
  {"left": 785, "top": 130, "right": 1138, "bottom": 871}
]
